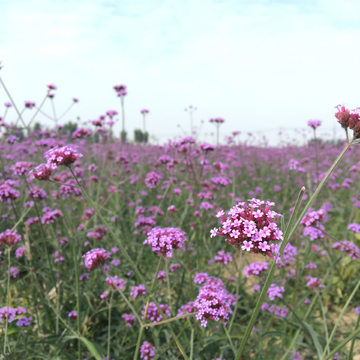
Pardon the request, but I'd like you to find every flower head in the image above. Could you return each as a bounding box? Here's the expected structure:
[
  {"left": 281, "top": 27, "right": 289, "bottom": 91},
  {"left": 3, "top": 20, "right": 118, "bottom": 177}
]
[
  {"left": 0, "top": 229, "right": 21, "bottom": 246},
  {"left": 28, "top": 163, "right": 56, "bottom": 181},
  {"left": 140, "top": 341, "right": 155, "bottom": 360},
  {"left": 82, "top": 248, "right": 109, "bottom": 271},
  {"left": 44, "top": 145, "right": 83, "bottom": 167},
  {"left": 144, "top": 227, "right": 188, "bottom": 258}
]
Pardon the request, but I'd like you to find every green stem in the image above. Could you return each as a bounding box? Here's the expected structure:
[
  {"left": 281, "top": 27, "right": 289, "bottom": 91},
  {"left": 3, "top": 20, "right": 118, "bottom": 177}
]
[
  {"left": 107, "top": 291, "right": 114, "bottom": 360},
  {"left": 72, "top": 237, "right": 81, "bottom": 359},
  {"left": 348, "top": 307, "right": 360, "bottom": 360},
  {"left": 190, "top": 328, "right": 194, "bottom": 360},
  {"left": 143, "top": 312, "right": 197, "bottom": 328},
  {"left": 224, "top": 325, "right": 236, "bottom": 356},
  {"left": 133, "top": 257, "right": 163, "bottom": 360},
  {"left": 4, "top": 248, "right": 11, "bottom": 355}
]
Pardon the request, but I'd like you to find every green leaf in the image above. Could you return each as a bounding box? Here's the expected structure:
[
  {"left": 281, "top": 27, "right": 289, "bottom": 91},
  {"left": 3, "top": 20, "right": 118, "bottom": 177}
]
[
  {"left": 303, "top": 321, "right": 323, "bottom": 359},
  {"left": 79, "top": 337, "right": 103, "bottom": 360}
]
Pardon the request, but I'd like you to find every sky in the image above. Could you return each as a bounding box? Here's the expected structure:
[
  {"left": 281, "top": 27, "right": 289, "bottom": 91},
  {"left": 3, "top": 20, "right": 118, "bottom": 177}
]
[{"left": 1, "top": 0, "right": 360, "bottom": 145}]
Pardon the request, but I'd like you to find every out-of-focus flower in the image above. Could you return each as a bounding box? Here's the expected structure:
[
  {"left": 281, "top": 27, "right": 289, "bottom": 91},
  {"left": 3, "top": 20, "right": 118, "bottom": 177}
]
[{"left": 82, "top": 248, "right": 109, "bottom": 271}]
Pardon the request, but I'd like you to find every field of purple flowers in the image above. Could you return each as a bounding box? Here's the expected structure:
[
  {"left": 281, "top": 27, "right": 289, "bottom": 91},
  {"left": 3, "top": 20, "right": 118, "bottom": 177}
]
[{"left": 1, "top": 79, "right": 360, "bottom": 359}]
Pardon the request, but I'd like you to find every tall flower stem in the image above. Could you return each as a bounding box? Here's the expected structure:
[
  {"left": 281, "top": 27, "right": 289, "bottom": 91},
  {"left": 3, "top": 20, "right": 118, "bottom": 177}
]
[
  {"left": 71, "top": 237, "right": 81, "bottom": 360},
  {"left": 235, "top": 140, "right": 352, "bottom": 360},
  {"left": 133, "top": 256, "right": 162, "bottom": 360},
  {"left": 142, "top": 312, "right": 197, "bottom": 328},
  {"left": 348, "top": 308, "right": 360, "bottom": 360},
  {"left": 3, "top": 247, "right": 11, "bottom": 355},
  {"left": 107, "top": 290, "right": 114, "bottom": 360}
]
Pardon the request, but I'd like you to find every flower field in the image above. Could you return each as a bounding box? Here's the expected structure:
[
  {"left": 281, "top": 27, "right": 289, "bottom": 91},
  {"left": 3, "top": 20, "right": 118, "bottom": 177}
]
[{"left": 1, "top": 81, "right": 360, "bottom": 359}]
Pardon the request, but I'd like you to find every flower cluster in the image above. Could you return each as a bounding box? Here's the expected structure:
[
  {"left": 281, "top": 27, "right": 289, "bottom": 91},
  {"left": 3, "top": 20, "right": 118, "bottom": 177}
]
[
  {"left": 106, "top": 276, "right": 126, "bottom": 290},
  {"left": 140, "top": 341, "right": 155, "bottom": 360},
  {"left": 0, "top": 306, "right": 27, "bottom": 324},
  {"left": 44, "top": 145, "right": 83, "bottom": 167},
  {"left": 41, "top": 209, "right": 64, "bottom": 224},
  {"left": 267, "top": 284, "right": 285, "bottom": 301},
  {"left": 144, "top": 171, "right": 163, "bottom": 189},
  {"left": 72, "top": 128, "right": 92, "bottom": 139},
  {"left": 333, "top": 241, "right": 360, "bottom": 260},
  {"left": 0, "top": 180, "right": 20, "bottom": 203},
  {"left": 82, "top": 248, "right": 109, "bottom": 271},
  {"left": 130, "top": 284, "right": 147, "bottom": 298},
  {"left": 194, "top": 284, "right": 232, "bottom": 327},
  {"left": 305, "top": 276, "right": 325, "bottom": 290},
  {"left": 11, "top": 161, "right": 33, "bottom": 176},
  {"left": 243, "top": 261, "right": 269, "bottom": 278},
  {"left": 177, "top": 301, "right": 197, "bottom": 318},
  {"left": 87, "top": 226, "right": 107, "bottom": 241},
  {"left": 122, "top": 313, "right": 136, "bottom": 327},
  {"left": 307, "top": 119, "right": 322, "bottom": 129},
  {"left": 213, "top": 251, "right": 232, "bottom": 264},
  {"left": 335, "top": 104, "right": 360, "bottom": 138},
  {"left": 28, "top": 186, "right": 47, "bottom": 199},
  {"left": 142, "top": 302, "right": 171, "bottom": 322},
  {"left": 300, "top": 209, "right": 324, "bottom": 227},
  {"left": 210, "top": 199, "right": 283, "bottom": 258},
  {"left": 348, "top": 223, "right": 360, "bottom": 233},
  {"left": 144, "top": 227, "right": 188, "bottom": 258},
  {"left": 261, "top": 303, "right": 289, "bottom": 318},
  {"left": 28, "top": 163, "right": 56, "bottom": 181},
  {"left": 272, "top": 243, "right": 298, "bottom": 268},
  {"left": 68, "top": 311, "right": 77, "bottom": 319},
  {"left": 0, "top": 229, "right": 21, "bottom": 246}
]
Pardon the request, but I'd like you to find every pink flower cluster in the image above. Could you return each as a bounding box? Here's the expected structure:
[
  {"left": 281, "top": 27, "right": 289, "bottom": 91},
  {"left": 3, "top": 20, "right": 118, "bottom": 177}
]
[
  {"left": 28, "top": 186, "right": 47, "bottom": 199},
  {"left": 335, "top": 104, "right": 360, "bottom": 138},
  {"left": 300, "top": 209, "right": 324, "bottom": 227},
  {"left": 0, "top": 180, "right": 20, "bottom": 203},
  {"left": 261, "top": 303, "right": 289, "bottom": 318},
  {"left": 307, "top": 119, "right": 322, "bottom": 129},
  {"left": 144, "top": 227, "right": 188, "bottom": 258},
  {"left": 348, "top": 223, "right": 360, "bottom": 233},
  {"left": 82, "top": 248, "right": 109, "bottom": 271},
  {"left": 41, "top": 209, "right": 63, "bottom": 224},
  {"left": 44, "top": 145, "right": 83, "bottom": 167},
  {"left": 140, "top": 341, "right": 155, "bottom": 360},
  {"left": 142, "top": 302, "right": 171, "bottom": 322},
  {"left": 130, "top": 284, "right": 147, "bottom": 298},
  {"left": 122, "top": 313, "right": 136, "bottom": 327},
  {"left": 72, "top": 128, "right": 92, "bottom": 139},
  {"left": 214, "top": 251, "right": 233, "bottom": 265},
  {"left": 243, "top": 261, "right": 269, "bottom": 278},
  {"left": 106, "top": 276, "right": 126, "bottom": 290},
  {"left": 87, "top": 226, "right": 107, "bottom": 241},
  {"left": 267, "top": 284, "right": 285, "bottom": 301},
  {"left": 11, "top": 161, "right": 33, "bottom": 176},
  {"left": 272, "top": 243, "right": 298, "bottom": 268},
  {"left": 0, "top": 306, "right": 26, "bottom": 323},
  {"left": 210, "top": 199, "right": 283, "bottom": 258},
  {"left": 0, "top": 229, "right": 21, "bottom": 246},
  {"left": 144, "top": 171, "right": 163, "bottom": 189},
  {"left": 177, "top": 301, "right": 197, "bottom": 318},
  {"left": 333, "top": 241, "right": 360, "bottom": 260},
  {"left": 305, "top": 276, "right": 325, "bottom": 290}
]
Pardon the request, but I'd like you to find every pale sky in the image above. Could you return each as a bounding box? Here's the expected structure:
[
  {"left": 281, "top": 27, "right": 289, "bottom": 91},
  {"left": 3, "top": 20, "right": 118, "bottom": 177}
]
[{"left": 1, "top": 0, "right": 359, "bottom": 144}]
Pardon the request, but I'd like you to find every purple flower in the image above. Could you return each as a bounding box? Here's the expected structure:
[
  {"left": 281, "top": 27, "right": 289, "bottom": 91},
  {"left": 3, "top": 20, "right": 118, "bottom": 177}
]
[
  {"left": 244, "top": 261, "right": 269, "bottom": 277},
  {"left": 15, "top": 247, "right": 26, "bottom": 258},
  {"left": 144, "top": 227, "right": 188, "bottom": 258},
  {"left": 140, "top": 341, "right": 155, "bottom": 359},
  {"left": 193, "top": 273, "right": 208, "bottom": 284},
  {"left": 307, "top": 119, "right": 322, "bottom": 129},
  {"left": 82, "top": 248, "right": 109, "bottom": 271},
  {"left": 144, "top": 171, "right": 163, "bottom": 189},
  {"left": 348, "top": 223, "right": 360, "bottom": 233},
  {"left": 267, "top": 284, "right": 285, "bottom": 301},
  {"left": 0, "top": 229, "right": 21, "bottom": 246},
  {"left": 130, "top": 284, "right": 147, "bottom": 298},
  {"left": 170, "top": 263, "right": 180, "bottom": 272},
  {"left": 68, "top": 310, "right": 77, "bottom": 319},
  {"left": 86, "top": 226, "right": 107, "bottom": 241},
  {"left": 214, "top": 251, "right": 233, "bottom": 265},
  {"left": 106, "top": 276, "right": 126, "bottom": 290},
  {"left": 122, "top": 313, "right": 136, "bottom": 327},
  {"left": 142, "top": 302, "right": 171, "bottom": 322},
  {"left": 333, "top": 241, "right": 360, "bottom": 260},
  {"left": 44, "top": 145, "right": 83, "bottom": 167},
  {"left": 177, "top": 301, "right": 197, "bottom": 318}
]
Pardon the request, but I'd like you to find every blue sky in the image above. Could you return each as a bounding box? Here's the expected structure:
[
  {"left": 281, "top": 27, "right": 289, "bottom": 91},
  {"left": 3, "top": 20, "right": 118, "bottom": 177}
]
[{"left": 1, "top": 0, "right": 360, "bottom": 144}]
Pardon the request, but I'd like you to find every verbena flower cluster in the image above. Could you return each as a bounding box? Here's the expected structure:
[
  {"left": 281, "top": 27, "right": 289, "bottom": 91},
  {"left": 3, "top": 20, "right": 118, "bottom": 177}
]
[
  {"left": 210, "top": 199, "right": 283, "bottom": 259},
  {"left": 333, "top": 240, "right": 360, "bottom": 260},
  {"left": 82, "top": 248, "right": 109, "bottom": 271},
  {"left": 144, "top": 227, "right": 188, "bottom": 258},
  {"left": 244, "top": 261, "right": 269, "bottom": 278},
  {"left": 142, "top": 302, "right": 171, "bottom": 322},
  {"left": 0, "top": 229, "right": 21, "bottom": 246}
]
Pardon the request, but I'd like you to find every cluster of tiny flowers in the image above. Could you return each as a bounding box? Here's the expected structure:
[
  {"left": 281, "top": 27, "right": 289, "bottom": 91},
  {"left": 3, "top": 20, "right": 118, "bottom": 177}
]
[
  {"left": 0, "top": 229, "right": 21, "bottom": 246},
  {"left": 106, "top": 276, "right": 126, "bottom": 290},
  {"left": 305, "top": 276, "right": 325, "bottom": 290},
  {"left": 87, "top": 226, "right": 107, "bottom": 241},
  {"left": 267, "top": 284, "right": 285, "bottom": 301},
  {"left": 144, "top": 227, "right": 188, "bottom": 258},
  {"left": 68, "top": 311, "right": 77, "bottom": 319},
  {"left": 15, "top": 247, "right": 26, "bottom": 258},
  {"left": 54, "top": 251, "right": 65, "bottom": 263},
  {"left": 261, "top": 303, "right": 289, "bottom": 318},
  {"left": 214, "top": 251, "right": 233, "bottom": 265},
  {"left": 144, "top": 171, "right": 163, "bottom": 189},
  {"left": 82, "top": 248, "right": 109, "bottom": 271},
  {"left": 272, "top": 243, "right": 298, "bottom": 268},
  {"left": 28, "top": 163, "right": 56, "bottom": 181},
  {"left": 81, "top": 208, "right": 95, "bottom": 221},
  {"left": 0, "top": 306, "right": 26, "bottom": 323},
  {"left": 193, "top": 272, "right": 209, "bottom": 284},
  {"left": 177, "top": 301, "right": 197, "bottom": 318},
  {"left": 194, "top": 284, "right": 232, "bottom": 327},
  {"left": 335, "top": 104, "right": 360, "bottom": 138},
  {"left": 0, "top": 180, "right": 20, "bottom": 203},
  {"left": 348, "top": 223, "right": 360, "bottom": 233},
  {"left": 11, "top": 161, "right": 33, "bottom": 176},
  {"left": 28, "top": 186, "right": 47, "bottom": 199},
  {"left": 300, "top": 208, "right": 324, "bottom": 227},
  {"left": 130, "top": 284, "right": 147, "bottom": 298},
  {"left": 210, "top": 199, "right": 283, "bottom": 259},
  {"left": 307, "top": 119, "right": 322, "bottom": 129},
  {"left": 333, "top": 240, "right": 360, "bottom": 260},
  {"left": 140, "top": 341, "right": 156, "bottom": 360},
  {"left": 122, "top": 313, "right": 136, "bottom": 327},
  {"left": 142, "top": 302, "right": 171, "bottom": 322},
  {"left": 41, "top": 209, "right": 63, "bottom": 224},
  {"left": 243, "top": 261, "right": 269, "bottom": 278},
  {"left": 72, "top": 128, "right": 92, "bottom": 139},
  {"left": 170, "top": 263, "right": 180, "bottom": 272},
  {"left": 44, "top": 145, "right": 83, "bottom": 166}
]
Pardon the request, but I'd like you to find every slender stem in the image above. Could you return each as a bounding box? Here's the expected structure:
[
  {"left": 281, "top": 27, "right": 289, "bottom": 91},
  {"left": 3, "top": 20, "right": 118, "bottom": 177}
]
[
  {"left": 133, "top": 257, "right": 163, "bottom": 360},
  {"left": 190, "top": 328, "right": 194, "bottom": 360},
  {"left": 72, "top": 237, "right": 81, "bottom": 360},
  {"left": 142, "top": 312, "right": 197, "bottom": 328},
  {"left": 107, "top": 291, "right": 114, "bottom": 360},
  {"left": 224, "top": 325, "right": 236, "bottom": 356},
  {"left": 348, "top": 308, "right": 360, "bottom": 360},
  {"left": 4, "top": 248, "right": 11, "bottom": 355},
  {"left": 165, "top": 258, "right": 171, "bottom": 302}
]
